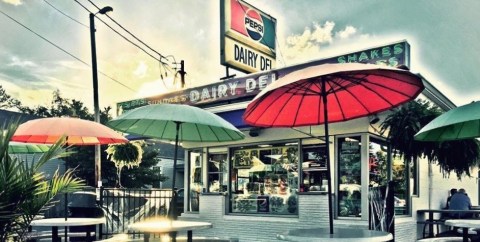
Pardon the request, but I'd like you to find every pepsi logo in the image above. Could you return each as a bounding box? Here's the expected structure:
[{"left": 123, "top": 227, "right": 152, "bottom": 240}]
[{"left": 244, "top": 9, "right": 264, "bottom": 41}]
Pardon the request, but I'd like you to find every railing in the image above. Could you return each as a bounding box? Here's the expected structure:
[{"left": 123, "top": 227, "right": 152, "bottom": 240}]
[{"left": 99, "top": 188, "right": 173, "bottom": 239}]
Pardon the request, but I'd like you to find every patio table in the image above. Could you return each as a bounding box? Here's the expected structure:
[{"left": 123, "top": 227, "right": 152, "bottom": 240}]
[
  {"left": 444, "top": 219, "right": 480, "bottom": 242},
  {"left": 276, "top": 227, "right": 393, "bottom": 241},
  {"left": 128, "top": 220, "right": 212, "bottom": 242},
  {"left": 29, "top": 217, "right": 106, "bottom": 242},
  {"left": 417, "top": 209, "right": 480, "bottom": 238}
]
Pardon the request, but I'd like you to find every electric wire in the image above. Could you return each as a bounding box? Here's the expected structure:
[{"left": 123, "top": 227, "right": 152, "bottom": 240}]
[
  {"left": 0, "top": 9, "right": 136, "bottom": 93},
  {"left": 43, "top": 0, "right": 89, "bottom": 28},
  {"left": 75, "top": 0, "right": 176, "bottom": 88},
  {"left": 86, "top": 0, "right": 169, "bottom": 61}
]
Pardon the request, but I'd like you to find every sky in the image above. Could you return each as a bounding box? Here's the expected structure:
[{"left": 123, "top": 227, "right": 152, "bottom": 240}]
[{"left": 1, "top": 0, "right": 480, "bottom": 115}]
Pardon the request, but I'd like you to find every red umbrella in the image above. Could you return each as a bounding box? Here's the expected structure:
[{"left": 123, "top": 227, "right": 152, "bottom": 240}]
[
  {"left": 243, "top": 63, "right": 424, "bottom": 234},
  {"left": 11, "top": 117, "right": 127, "bottom": 145}
]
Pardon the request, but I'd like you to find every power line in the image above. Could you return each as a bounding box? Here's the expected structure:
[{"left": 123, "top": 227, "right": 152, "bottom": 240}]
[
  {"left": 86, "top": 0, "right": 169, "bottom": 61},
  {"left": 0, "top": 9, "right": 136, "bottom": 93},
  {"left": 43, "top": 0, "right": 89, "bottom": 28},
  {"left": 74, "top": 0, "right": 175, "bottom": 89}
]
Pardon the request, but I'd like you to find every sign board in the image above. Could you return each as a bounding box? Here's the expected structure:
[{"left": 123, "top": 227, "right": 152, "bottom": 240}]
[
  {"left": 220, "top": 0, "right": 276, "bottom": 73},
  {"left": 118, "top": 41, "right": 410, "bottom": 115}
]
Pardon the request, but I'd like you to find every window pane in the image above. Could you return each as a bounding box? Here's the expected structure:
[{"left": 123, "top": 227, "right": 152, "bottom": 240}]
[
  {"left": 189, "top": 151, "right": 203, "bottom": 212},
  {"left": 230, "top": 143, "right": 299, "bottom": 215},
  {"left": 369, "top": 138, "right": 388, "bottom": 187},
  {"left": 301, "top": 145, "right": 328, "bottom": 192},
  {"left": 208, "top": 153, "right": 228, "bottom": 192},
  {"left": 338, "top": 136, "right": 362, "bottom": 217},
  {"left": 392, "top": 153, "right": 408, "bottom": 215}
]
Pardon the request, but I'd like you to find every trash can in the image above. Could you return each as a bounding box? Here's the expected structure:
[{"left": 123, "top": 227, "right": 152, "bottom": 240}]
[{"left": 68, "top": 191, "right": 103, "bottom": 241}]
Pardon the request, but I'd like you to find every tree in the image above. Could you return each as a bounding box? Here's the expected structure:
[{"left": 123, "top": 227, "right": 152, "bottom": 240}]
[
  {"left": 380, "top": 99, "right": 480, "bottom": 178},
  {"left": 10, "top": 89, "right": 168, "bottom": 187},
  {"left": 119, "top": 142, "right": 168, "bottom": 188},
  {"left": 106, "top": 141, "right": 144, "bottom": 188},
  {"left": 0, "top": 85, "right": 23, "bottom": 111},
  {"left": 0, "top": 121, "right": 84, "bottom": 241}
]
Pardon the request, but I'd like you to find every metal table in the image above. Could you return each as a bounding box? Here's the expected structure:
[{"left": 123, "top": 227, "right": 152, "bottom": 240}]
[
  {"left": 444, "top": 219, "right": 480, "bottom": 242},
  {"left": 128, "top": 220, "right": 212, "bottom": 242},
  {"left": 30, "top": 217, "right": 106, "bottom": 242},
  {"left": 277, "top": 228, "right": 393, "bottom": 241}
]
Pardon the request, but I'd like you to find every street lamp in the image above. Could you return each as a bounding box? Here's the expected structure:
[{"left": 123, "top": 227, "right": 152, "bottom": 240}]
[{"left": 90, "top": 6, "right": 113, "bottom": 188}]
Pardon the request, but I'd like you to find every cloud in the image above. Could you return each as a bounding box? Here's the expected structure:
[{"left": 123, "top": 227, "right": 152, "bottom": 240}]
[
  {"left": 133, "top": 61, "right": 148, "bottom": 78},
  {"left": 280, "top": 21, "right": 371, "bottom": 65},
  {"left": 336, "top": 26, "right": 357, "bottom": 39},
  {"left": 8, "top": 56, "right": 37, "bottom": 68},
  {"left": 2, "top": 0, "right": 22, "bottom": 5},
  {"left": 135, "top": 77, "right": 174, "bottom": 98}
]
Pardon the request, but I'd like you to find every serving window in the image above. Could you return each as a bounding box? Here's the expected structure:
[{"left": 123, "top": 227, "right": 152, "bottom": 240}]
[{"left": 229, "top": 142, "right": 299, "bottom": 215}]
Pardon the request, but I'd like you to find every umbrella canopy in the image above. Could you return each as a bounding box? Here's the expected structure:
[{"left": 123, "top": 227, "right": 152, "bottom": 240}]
[
  {"left": 415, "top": 101, "right": 480, "bottom": 141},
  {"left": 107, "top": 103, "right": 245, "bottom": 183},
  {"left": 10, "top": 117, "right": 128, "bottom": 222},
  {"left": 244, "top": 63, "right": 424, "bottom": 127},
  {"left": 8, "top": 143, "right": 51, "bottom": 154},
  {"left": 243, "top": 63, "right": 424, "bottom": 234},
  {"left": 107, "top": 103, "right": 245, "bottom": 142},
  {"left": 11, "top": 117, "right": 127, "bottom": 145},
  {"left": 108, "top": 103, "right": 245, "bottom": 219}
]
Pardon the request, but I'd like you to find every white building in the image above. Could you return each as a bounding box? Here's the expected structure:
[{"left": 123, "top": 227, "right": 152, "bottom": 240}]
[{"left": 117, "top": 41, "right": 479, "bottom": 241}]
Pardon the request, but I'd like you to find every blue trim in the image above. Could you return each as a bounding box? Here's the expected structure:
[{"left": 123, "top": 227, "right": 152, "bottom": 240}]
[{"left": 217, "top": 109, "right": 248, "bottom": 129}]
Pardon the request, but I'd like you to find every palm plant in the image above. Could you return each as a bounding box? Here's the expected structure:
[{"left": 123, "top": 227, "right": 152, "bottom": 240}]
[
  {"left": 380, "top": 100, "right": 480, "bottom": 178},
  {"left": 0, "top": 120, "right": 84, "bottom": 241}
]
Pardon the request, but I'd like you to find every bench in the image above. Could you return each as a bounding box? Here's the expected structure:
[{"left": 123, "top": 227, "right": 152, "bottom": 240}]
[
  {"left": 418, "top": 220, "right": 445, "bottom": 238},
  {"left": 25, "top": 230, "right": 96, "bottom": 242},
  {"left": 417, "top": 237, "right": 468, "bottom": 242}
]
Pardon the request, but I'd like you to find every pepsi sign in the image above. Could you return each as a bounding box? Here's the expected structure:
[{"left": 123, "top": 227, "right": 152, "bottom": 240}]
[{"left": 221, "top": 0, "right": 276, "bottom": 74}]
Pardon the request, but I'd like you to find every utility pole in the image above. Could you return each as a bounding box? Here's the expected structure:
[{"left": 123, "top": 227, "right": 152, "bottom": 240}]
[
  {"left": 90, "top": 6, "right": 113, "bottom": 188},
  {"left": 179, "top": 60, "right": 186, "bottom": 88}
]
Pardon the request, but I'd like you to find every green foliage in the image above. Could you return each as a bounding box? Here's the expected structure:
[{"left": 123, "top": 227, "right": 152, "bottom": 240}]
[
  {"left": 5, "top": 88, "right": 166, "bottom": 187},
  {"left": 0, "top": 121, "right": 84, "bottom": 241},
  {"left": 380, "top": 99, "right": 480, "bottom": 178},
  {"left": 106, "top": 141, "right": 144, "bottom": 187}
]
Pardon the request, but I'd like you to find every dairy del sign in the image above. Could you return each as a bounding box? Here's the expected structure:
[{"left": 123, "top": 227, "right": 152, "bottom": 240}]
[
  {"left": 220, "top": 0, "right": 276, "bottom": 74},
  {"left": 118, "top": 41, "right": 410, "bottom": 115}
]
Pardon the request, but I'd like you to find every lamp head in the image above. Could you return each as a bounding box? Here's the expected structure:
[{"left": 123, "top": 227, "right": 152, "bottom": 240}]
[
  {"left": 369, "top": 115, "right": 380, "bottom": 125},
  {"left": 98, "top": 6, "right": 113, "bottom": 15}
]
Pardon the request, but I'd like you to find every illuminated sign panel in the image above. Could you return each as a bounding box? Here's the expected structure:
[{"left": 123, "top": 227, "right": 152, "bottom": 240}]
[
  {"left": 220, "top": 0, "right": 277, "bottom": 73},
  {"left": 119, "top": 41, "right": 410, "bottom": 115}
]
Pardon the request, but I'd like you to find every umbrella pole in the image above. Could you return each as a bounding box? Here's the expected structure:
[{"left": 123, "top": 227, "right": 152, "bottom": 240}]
[
  {"left": 169, "top": 122, "right": 181, "bottom": 221},
  {"left": 322, "top": 81, "right": 334, "bottom": 234}
]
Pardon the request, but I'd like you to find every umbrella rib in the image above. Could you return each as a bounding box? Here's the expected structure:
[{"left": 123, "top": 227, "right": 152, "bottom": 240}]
[
  {"left": 351, "top": 73, "right": 422, "bottom": 100},
  {"left": 194, "top": 123, "right": 204, "bottom": 142},
  {"left": 328, "top": 78, "right": 349, "bottom": 120},
  {"left": 291, "top": 81, "right": 312, "bottom": 126},
  {"left": 158, "top": 120, "right": 170, "bottom": 139},
  {"left": 337, "top": 76, "right": 373, "bottom": 115},
  {"left": 311, "top": 80, "right": 325, "bottom": 123},
  {"left": 255, "top": 83, "right": 300, "bottom": 126}
]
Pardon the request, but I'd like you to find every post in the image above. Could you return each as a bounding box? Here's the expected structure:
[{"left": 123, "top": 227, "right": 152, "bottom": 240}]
[
  {"left": 90, "top": 12, "right": 102, "bottom": 187},
  {"left": 179, "top": 60, "right": 186, "bottom": 88}
]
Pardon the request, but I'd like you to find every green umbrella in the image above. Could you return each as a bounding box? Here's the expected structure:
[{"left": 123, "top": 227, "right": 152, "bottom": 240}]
[
  {"left": 415, "top": 101, "right": 480, "bottom": 141},
  {"left": 8, "top": 143, "right": 51, "bottom": 154},
  {"left": 108, "top": 104, "right": 245, "bottom": 143},
  {"left": 107, "top": 103, "right": 245, "bottom": 218}
]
